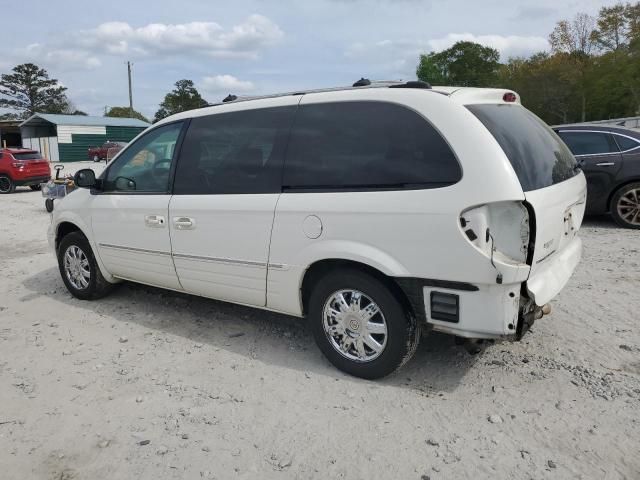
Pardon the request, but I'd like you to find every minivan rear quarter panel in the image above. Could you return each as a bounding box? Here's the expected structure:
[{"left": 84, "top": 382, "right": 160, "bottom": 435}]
[{"left": 266, "top": 89, "right": 530, "bottom": 317}]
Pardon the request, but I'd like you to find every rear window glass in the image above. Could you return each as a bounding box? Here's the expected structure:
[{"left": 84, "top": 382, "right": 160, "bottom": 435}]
[
  {"left": 12, "top": 152, "right": 43, "bottom": 160},
  {"left": 614, "top": 134, "right": 640, "bottom": 152},
  {"left": 467, "top": 104, "right": 578, "bottom": 191},
  {"left": 557, "top": 131, "right": 618, "bottom": 156},
  {"left": 283, "top": 101, "right": 461, "bottom": 190}
]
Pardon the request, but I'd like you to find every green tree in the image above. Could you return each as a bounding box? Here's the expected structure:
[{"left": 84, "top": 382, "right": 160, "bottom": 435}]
[
  {"left": 106, "top": 106, "right": 149, "bottom": 123},
  {"left": 154, "top": 79, "right": 208, "bottom": 122},
  {"left": 0, "top": 63, "right": 69, "bottom": 118},
  {"left": 549, "top": 13, "right": 598, "bottom": 122},
  {"left": 416, "top": 41, "right": 500, "bottom": 87}
]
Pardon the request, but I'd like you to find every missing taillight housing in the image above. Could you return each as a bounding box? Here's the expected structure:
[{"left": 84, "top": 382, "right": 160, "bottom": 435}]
[{"left": 460, "top": 201, "right": 530, "bottom": 264}]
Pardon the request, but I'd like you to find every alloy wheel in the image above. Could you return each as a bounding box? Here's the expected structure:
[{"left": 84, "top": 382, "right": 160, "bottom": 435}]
[
  {"left": 0, "top": 176, "right": 12, "bottom": 193},
  {"left": 64, "top": 245, "right": 91, "bottom": 290},
  {"left": 322, "top": 289, "right": 388, "bottom": 362},
  {"left": 616, "top": 187, "right": 640, "bottom": 226}
]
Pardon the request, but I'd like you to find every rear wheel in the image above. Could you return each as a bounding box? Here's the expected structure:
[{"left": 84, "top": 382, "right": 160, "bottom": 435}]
[
  {"left": 93, "top": 155, "right": 100, "bottom": 162},
  {"left": 30, "top": 184, "right": 42, "bottom": 191},
  {"left": 611, "top": 182, "right": 640, "bottom": 229},
  {"left": 0, "top": 175, "right": 15, "bottom": 194},
  {"left": 57, "top": 232, "right": 115, "bottom": 300},
  {"left": 309, "top": 269, "right": 420, "bottom": 379}
]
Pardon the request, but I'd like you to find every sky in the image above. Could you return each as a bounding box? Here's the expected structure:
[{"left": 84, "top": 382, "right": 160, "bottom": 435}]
[{"left": 0, "top": 0, "right": 622, "bottom": 119}]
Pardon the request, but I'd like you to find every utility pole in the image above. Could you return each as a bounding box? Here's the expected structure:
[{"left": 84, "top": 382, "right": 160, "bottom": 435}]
[{"left": 127, "top": 61, "right": 133, "bottom": 117}]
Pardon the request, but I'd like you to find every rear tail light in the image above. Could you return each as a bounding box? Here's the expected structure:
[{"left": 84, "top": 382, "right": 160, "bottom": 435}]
[
  {"left": 503, "top": 92, "right": 517, "bottom": 102},
  {"left": 430, "top": 291, "right": 459, "bottom": 323},
  {"left": 460, "top": 201, "right": 530, "bottom": 264}
]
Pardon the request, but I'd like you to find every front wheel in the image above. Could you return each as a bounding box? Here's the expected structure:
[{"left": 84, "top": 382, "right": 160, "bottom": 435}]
[
  {"left": 0, "top": 174, "right": 15, "bottom": 194},
  {"left": 93, "top": 155, "right": 100, "bottom": 162},
  {"left": 309, "top": 269, "right": 420, "bottom": 379},
  {"left": 611, "top": 182, "right": 640, "bottom": 229},
  {"left": 57, "top": 232, "right": 115, "bottom": 300},
  {"left": 45, "top": 199, "right": 54, "bottom": 212}
]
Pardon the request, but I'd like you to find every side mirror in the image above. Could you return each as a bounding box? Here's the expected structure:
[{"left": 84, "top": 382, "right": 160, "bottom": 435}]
[{"left": 74, "top": 169, "right": 97, "bottom": 189}]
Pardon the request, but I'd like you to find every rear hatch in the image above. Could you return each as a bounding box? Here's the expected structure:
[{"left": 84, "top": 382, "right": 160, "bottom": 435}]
[
  {"left": 467, "top": 103, "right": 587, "bottom": 303},
  {"left": 12, "top": 151, "right": 50, "bottom": 176}
]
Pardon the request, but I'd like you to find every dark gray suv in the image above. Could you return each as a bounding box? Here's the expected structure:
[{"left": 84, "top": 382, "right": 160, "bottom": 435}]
[{"left": 553, "top": 125, "right": 640, "bottom": 229}]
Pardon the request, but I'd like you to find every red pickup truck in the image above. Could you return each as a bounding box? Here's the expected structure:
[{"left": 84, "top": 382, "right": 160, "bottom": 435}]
[
  {"left": 88, "top": 141, "right": 127, "bottom": 162},
  {"left": 0, "top": 148, "right": 51, "bottom": 194}
]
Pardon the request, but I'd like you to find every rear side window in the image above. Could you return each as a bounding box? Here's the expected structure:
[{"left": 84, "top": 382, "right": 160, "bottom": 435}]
[
  {"left": 613, "top": 134, "right": 640, "bottom": 152},
  {"left": 283, "top": 101, "right": 461, "bottom": 190},
  {"left": 557, "top": 131, "right": 619, "bottom": 156},
  {"left": 12, "top": 152, "right": 43, "bottom": 160},
  {"left": 174, "top": 107, "right": 295, "bottom": 194},
  {"left": 467, "top": 104, "right": 578, "bottom": 191}
]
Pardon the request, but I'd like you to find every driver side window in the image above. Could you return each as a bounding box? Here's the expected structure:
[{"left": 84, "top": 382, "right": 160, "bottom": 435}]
[{"left": 103, "top": 122, "right": 183, "bottom": 192}]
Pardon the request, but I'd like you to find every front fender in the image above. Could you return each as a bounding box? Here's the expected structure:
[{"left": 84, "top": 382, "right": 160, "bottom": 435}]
[{"left": 51, "top": 193, "right": 117, "bottom": 284}]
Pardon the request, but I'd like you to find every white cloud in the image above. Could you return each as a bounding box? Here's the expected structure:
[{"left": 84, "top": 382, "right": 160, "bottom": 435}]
[
  {"left": 346, "top": 34, "right": 549, "bottom": 62},
  {"left": 82, "top": 15, "right": 284, "bottom": 59},
  {"left": 427, "top": 33, "right": 549, "bottom": 59},
  {"left": 201, "top": 75, "right": 255, "bottom": 95},
  {"left": 19, "top": 43, "right": 102, "bottom": 70}
]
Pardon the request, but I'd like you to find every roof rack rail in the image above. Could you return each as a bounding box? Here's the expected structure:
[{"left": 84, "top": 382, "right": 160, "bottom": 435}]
[{"left": 210, "top": 80, "right": 439, "bottom": 107}]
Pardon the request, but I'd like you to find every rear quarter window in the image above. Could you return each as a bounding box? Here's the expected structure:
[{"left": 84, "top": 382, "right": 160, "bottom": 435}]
[
  {"left": 283, "top": 101, "right": 461, "bottom": 191},
  {"left": 614, "top": 134, "right": 640, "bottom": 152},
  {"left": 557, "top": 131, "right": 618, "bottom": 156},
  {"left": 467, "top": 104, "right": 578, "bottom": 192}
]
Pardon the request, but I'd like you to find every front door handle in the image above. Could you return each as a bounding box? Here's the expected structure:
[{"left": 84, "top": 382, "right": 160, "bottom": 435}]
[
  {"left": 595, "top": 162, "right": 616, "bottom": 166},
  {"left": 144, "top": 215, "right": 165, "bottom": 228},
  {"left": 173, "top": 217, "right": 195, "bottom": 230}
]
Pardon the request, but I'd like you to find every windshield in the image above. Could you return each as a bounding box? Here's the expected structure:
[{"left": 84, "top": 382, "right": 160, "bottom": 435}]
[
  {"left": 467, "top": 104, "right": 578, "bottom": 191},
  {"left": 12, "top": 152, "right": 44, "bottom": 160}
]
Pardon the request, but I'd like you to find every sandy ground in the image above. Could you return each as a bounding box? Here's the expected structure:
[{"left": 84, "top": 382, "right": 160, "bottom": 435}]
[{"left": 1, "top": 180, "right": 639, "bottom": 480}]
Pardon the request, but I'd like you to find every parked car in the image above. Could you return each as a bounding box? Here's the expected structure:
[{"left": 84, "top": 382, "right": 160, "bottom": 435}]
[
  {"left": 0, "top": 148, "right": 51, "bottom": 194},
  {"left": 552, "top": 124, "right": 640, "bottom": 229},
  {"left": 88, "top": 141, "right": 127, "bottom": 162},
  {"left": 47, "top": 81, "right": 586, "bottom": 379}
]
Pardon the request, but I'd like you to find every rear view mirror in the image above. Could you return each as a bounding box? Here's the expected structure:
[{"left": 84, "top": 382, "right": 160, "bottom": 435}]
[{"left": 74, "top": 169, "right": 97, "bottom": 189}]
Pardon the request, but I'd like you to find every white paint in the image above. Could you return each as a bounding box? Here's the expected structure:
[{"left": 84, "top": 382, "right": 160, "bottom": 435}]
[
  {"left": 50, "top": 86, "right": 587, "bottom": 348},
  {"left": 57, "top": 125, "right": 106, "bottom": 144}
]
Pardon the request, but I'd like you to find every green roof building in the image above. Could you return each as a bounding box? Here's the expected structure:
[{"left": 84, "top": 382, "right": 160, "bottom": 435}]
[{"left": 19, "top": 113, "right": 150, "bottom": 162}]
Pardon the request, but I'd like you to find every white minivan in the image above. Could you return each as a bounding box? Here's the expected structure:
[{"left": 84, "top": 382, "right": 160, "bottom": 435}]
[{"left": 48, "top": 80, "right": 586, "bottom": 379}]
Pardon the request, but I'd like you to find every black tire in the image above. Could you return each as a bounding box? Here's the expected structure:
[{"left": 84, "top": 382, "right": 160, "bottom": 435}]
[
  {"left": 610, "top": 182, "right": 640, "bottom": 229},
  {"left": 45, "top": 199, "right": 54, "bottom": 213},
  {"left": 0, "top": 174, "right": 15, "bottom": 194},
  {"left": 93, "top": 155, "right": 100, "bottom": 162},
  {"left": 57, "top": 232, "right": 115, "bottom": 300},
  {"left": 30, "top": 184, "right": 42, "bottom": 191},
  {"left": 309, "top": 269, "right": 420, "bottom": 379}
]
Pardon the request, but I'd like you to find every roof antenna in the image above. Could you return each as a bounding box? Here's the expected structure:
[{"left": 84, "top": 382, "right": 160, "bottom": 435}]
[
  {"left": 222, "top": 94, "right": 237, "bottom": 103},
  {"left": 352, "top": 78, "right": 371, "bottom": 87}
]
